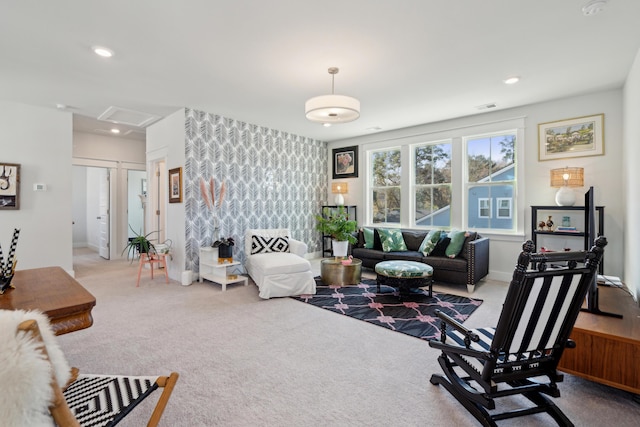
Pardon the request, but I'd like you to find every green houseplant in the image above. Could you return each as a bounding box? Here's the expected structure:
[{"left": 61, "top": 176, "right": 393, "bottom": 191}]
[
  {"left": 316, "top": 206, "right": 357, "bottom": 257},
  {"left": 122, "top": 225, "right": 158, "bottom": 262}
]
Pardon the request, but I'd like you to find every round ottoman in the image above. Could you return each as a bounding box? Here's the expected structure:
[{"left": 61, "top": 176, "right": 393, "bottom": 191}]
[{"left": 375, "top": 260, "right": 434, "bottom": 298}]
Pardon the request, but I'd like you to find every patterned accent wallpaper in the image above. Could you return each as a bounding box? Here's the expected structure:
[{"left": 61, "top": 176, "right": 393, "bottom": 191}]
[{"left": 183, "top": 108, "right": 327, "bottom": 274}]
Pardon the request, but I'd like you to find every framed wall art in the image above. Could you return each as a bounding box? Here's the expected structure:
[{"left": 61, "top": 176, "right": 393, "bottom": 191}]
[
  {"left": 0, "top": 163, "right": 20, "bottom": 210},
  {"left": 538, "top": 113, "right": 604, "bottom": 161},
  {"left": 168, "top": 167, "right": 183, "bottom": 203},
  {"left": 332, "top": 146, "right": 358, "bottom": 179}
]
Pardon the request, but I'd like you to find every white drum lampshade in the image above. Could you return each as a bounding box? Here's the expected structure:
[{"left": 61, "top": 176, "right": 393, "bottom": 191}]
[{"left": 305, "top": 67, "right": 360, "bottom": 125}]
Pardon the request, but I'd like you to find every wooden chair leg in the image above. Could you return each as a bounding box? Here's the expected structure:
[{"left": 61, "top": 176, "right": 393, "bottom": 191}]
[
  {"left": 148, "top": 372, "right": 179, "bottom": 427},
  {"left": 136, "top": 255, "right": 145, "bottom": 287},
  {"left": 162, "top": 255, "right": 169, "bottom": 283}
]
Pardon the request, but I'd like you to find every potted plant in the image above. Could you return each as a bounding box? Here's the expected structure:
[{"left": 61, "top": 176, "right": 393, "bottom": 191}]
[
  {"left": 122, "top": 225, "right": 158, "bottom": 262},
  {"left": 213, "top": 236, "right": 234, "bottom": 261},
  {"left": 316, "top": 206, "right": 357, "bottom": 258}
]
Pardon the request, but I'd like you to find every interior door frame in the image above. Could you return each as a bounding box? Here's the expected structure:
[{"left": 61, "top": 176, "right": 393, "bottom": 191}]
[{"left": 73, "top": 158, "right": 145, "bottom": 260}]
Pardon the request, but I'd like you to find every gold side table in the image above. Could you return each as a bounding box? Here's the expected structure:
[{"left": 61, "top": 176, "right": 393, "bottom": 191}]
[{"left": 320, "top": 258, "right": 362, "bottom": 286}]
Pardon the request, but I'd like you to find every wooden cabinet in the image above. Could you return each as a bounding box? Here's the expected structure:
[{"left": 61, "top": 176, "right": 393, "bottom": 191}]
[
  {"left": 531, "top": 205, "right": 604, "bottom": 273},
  {"left": 320, "top": 205, "right": 357, "bottom": 257},
  {"left": 558, "top": 285, "right": 640, "bottom": 395}
]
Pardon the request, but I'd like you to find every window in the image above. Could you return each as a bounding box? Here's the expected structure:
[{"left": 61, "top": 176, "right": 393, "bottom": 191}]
[
  {"left": 364, "top": 118, "right": 522, "bottom": 234},
  {"left": 478, "top": 198, "right": 491, "bottom": 218},
  {"left": 414, "top": 142, "right": 451, "bottom": 227},
  {"left": 497, "top": 198, "right": 512, "bottom": 219},
  {"left": 370, "top": 148, "right": 401, "bottom": 224},
  {"left": 466, "top": 132, "right": 516, "bottom": 230}
]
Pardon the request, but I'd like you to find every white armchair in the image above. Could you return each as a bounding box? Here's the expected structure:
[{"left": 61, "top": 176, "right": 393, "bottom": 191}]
[{"left": 244, "top": 228, "right": 316, "bottom": 299}]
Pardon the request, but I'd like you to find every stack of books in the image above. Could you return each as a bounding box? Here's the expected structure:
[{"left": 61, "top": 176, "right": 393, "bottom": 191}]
[{"left": 555, "top": 226, "right": 579, "bottom": 232}]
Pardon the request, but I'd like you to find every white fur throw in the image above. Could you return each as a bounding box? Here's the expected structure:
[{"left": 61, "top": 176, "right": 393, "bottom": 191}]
[{"left": 0, "top": 309, "right": 72, "bottom": 426}]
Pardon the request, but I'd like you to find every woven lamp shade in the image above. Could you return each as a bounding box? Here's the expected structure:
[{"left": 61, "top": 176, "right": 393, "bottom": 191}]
[
  {"left": 550, "top": 167, "right": 584, "bottom": 188},
  {"left": 331, "top": 182, "right": 348, "bottom": 194}
]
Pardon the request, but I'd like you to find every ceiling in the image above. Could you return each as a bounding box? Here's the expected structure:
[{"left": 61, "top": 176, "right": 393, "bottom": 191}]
[{"left": 2, "top": 0, "right": 640, "bottom": 143}]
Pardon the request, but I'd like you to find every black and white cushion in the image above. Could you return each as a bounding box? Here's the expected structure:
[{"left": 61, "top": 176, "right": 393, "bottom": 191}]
[
  {"left": 251, "top": 235, "right": 289, "bottom": 255},
  {"left": 64, "top": 374, "right": 159, "bottom": 427}
]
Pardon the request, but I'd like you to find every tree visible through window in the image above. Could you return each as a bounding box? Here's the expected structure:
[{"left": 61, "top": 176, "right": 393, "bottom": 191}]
[
  {"left": 414, "top": 142, "right": 451, "bottom": 227},
  {"left": 371, "top": 149, "right": 401, "bottom": 224},
  {"left": 365, "top": 120, "right": 521, "bottom": 233}
]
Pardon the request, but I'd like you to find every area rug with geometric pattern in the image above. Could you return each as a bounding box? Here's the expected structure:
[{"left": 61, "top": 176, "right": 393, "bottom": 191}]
[{"left": 292, "top": 278, "right": 483, "bottom": 341}]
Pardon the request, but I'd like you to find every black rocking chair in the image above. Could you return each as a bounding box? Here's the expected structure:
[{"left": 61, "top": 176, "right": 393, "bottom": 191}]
[{"left": 429, "top": 236, "right": 607, "bottom": 426}]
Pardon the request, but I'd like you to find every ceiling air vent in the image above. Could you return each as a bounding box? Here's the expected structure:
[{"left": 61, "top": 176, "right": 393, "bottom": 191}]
[
  {"left": 98, "top": 106, "right": 161, "bottom": 128},
  {"left": 476, "top": 103, "right": 497, "bottom": 111}
]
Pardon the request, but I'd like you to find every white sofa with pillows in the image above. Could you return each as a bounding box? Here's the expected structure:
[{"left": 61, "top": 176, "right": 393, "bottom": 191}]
[{"left": 244, "top": 228, "right": 316, "bottom": 299}]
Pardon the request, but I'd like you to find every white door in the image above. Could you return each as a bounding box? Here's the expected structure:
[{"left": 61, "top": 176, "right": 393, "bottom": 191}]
[{"left": 98, "top": 169, "right": 110, "bottom": 259}]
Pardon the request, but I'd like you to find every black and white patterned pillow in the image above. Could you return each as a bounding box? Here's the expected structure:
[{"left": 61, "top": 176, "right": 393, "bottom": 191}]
[{"left": 251, "top": 235, "right": 290, "bottom": 254}]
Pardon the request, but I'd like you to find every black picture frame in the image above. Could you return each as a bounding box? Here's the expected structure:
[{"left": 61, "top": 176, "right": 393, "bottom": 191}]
[
  {"left": 332, "top": 146, "right": 358, "bottom": 179},
  {"left": 168, "top": 167, "right": 182, "bottom": 203},
  {"left": 0, "top": 163, "right": 20, "bottom": 210}
]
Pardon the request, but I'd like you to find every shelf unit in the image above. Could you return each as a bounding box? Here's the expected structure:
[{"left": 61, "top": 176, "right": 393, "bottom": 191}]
[
  {"left": 531, "top": 205, "right": 604, "bottom": 273},
  {"left": 199, "top": 247, "right": 248, "bottom": 291},
  {"left": 320, "top": 205, "right": 357, "bottom": 257}
]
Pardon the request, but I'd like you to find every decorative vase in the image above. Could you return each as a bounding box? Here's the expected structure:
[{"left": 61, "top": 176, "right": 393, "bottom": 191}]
[
  {"left": 211, "top": 215, "right": 220, "bottom": 244},
  {"left": 332, "top": 240, "right": 349, "bottom": 258},
  {"left": 0, "top": 274, "right": 14, "bottom": 294}
]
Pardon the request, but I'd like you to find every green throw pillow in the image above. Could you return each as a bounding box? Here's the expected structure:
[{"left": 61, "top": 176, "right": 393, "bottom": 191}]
[
  {"left": 363, "top": 227, "right": 374, "bottom": 249},
  {"left": 445, "top": 230, "right": 468, "bottom": 258},
  {"left": 418, "top": 230, "right": 442, "bottom": 256},
  {"left": 377, "top": 228, "right": 408, "bottom": 252}
]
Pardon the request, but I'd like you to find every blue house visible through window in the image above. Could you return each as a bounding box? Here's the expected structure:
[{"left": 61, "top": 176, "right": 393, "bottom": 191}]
[{"left": 468, "top": 164, "right": 515, "bottom": 229}]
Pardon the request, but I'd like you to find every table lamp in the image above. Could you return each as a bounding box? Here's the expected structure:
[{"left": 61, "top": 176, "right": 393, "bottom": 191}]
[
  {"left": 550, "top": 167, "right": 584, "bottom": 206},
  {"left": 331, "top": 182, "right": 348, "bottom": 205}
]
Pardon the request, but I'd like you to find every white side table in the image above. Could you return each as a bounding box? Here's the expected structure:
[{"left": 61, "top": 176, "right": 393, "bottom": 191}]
[{"left": 199, "top": 247, "right": 248, "bottom": 291}]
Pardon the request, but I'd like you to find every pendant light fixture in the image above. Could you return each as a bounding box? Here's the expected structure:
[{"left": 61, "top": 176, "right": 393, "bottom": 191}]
[{"left": 305, "top": 67, "right": 360, "bottom": 125}]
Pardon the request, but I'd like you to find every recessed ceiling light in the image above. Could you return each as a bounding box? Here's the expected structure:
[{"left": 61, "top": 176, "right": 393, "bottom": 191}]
[
  {"left": 504, "top": 76, "right": 520, "bottom": 85},
  {"left": 110, "top": 128, "right": 120, "bottom": 134},
  {"left": 323, "top": 123, "right": 331, "bottom": 127},
  {"left": 92, "top": 46, "right": 114, "bottom": 58}
]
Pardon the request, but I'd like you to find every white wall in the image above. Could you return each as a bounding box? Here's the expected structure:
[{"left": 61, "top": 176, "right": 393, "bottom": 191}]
[
  {"left": 0, "top": 101, "right": 73, "bottom": 273},
  {"left": 71, "top": 166, "right": 88, "bottom": 247},
  {"left": 146, "top": 109, "right": 186, "bottom": 282},
  {"left": 330, "top": 89, "right": 624, "bottom": 283},
  {"left": 73, "top": 132, "right": 146, "bottom": 164},
  {"left": 623, "top": 49, "right": 640, "bottom": 301}
]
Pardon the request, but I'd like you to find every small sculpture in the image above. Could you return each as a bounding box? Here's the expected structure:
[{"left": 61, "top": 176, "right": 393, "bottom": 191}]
[
  {"left": 546, "top": 216, "right": 554, "bottom": 231},
  {"left": 538, "top": 220, "right": 546, "bottom": 230},
  {"left": 341, "top": 255, "right": 353, "bottom": 265}
]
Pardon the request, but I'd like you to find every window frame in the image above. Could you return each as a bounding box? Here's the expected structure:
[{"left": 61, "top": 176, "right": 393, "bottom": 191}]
[
  {"left": 478, "top": 198, "right": 491, "bottom": 218},
  {"left": 411, "top": 140, "right": 452, "bottom": 228},
  {"left": 496, "top": 197, "right": 513, "bottom": 219},
  {"left": 362, "top": 118, "right": 524, "bottom": 236}
]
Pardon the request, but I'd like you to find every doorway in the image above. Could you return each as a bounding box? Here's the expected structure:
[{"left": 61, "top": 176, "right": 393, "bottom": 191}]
[{"left": 72, "top": 166, "right": 110, "bottom": 259}]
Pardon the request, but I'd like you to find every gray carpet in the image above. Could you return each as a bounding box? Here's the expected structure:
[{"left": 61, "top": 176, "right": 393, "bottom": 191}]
[{"left": 56, "top": 248, "right": 640, "bottom": 426}]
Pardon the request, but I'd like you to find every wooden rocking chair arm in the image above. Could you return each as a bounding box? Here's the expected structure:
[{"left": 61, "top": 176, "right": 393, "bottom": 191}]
[
  {"left": 429, "top": 339, "right": 490, "bottom": 360},
  {"left": 435, "top": 309, "right": 480, "bottom": 343}
]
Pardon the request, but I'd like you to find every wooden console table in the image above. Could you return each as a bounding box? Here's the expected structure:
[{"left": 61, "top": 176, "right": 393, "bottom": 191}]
[
  {"left": 0, "top": 267, "right": 96, "bottom": 335},
  {"left": 558, "top": 285, "right": 640, "bottom": 395}
]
